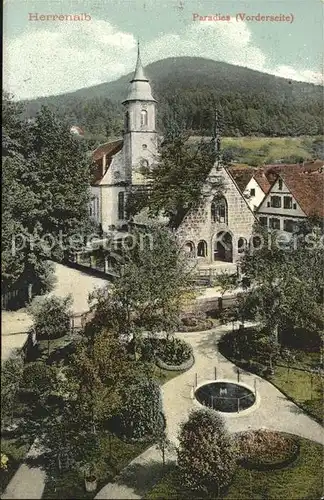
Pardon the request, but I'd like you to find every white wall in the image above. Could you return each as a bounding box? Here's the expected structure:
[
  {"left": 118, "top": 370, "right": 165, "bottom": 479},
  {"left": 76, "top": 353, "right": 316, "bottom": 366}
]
[{"left": 244, "top": 177, "right": 266, "bottom": 211}]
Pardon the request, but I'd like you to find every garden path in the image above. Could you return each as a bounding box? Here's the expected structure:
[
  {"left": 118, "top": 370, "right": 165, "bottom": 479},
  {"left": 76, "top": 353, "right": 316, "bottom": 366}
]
[{"left": 95, "top": 325, "right": 324, "bottom": 499}]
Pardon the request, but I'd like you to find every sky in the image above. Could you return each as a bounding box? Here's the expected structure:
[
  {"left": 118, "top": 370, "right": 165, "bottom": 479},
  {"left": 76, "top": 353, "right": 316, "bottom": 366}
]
[{"left": 3, "top": 0, "right": 324, "bottom": 100}]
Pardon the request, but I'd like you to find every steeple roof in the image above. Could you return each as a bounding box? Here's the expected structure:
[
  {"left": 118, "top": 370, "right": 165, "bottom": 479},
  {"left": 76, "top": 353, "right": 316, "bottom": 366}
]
[
  {"left": 122, "top": 42, "right": 156, "bottom": 103},
  {"left": 132, "top": 42, "right": 148, "bottom": 82}
]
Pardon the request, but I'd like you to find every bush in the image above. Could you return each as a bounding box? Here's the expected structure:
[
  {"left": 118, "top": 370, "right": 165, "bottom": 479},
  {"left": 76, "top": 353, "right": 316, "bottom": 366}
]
[
  {"left": 1, "top": 355, "right": 24, "bottom": 428},
  {"left": 115, "top": 377, "right": 165, "bottom": 442},
  {"left": 28, "top": 295, "right": 72, "bottom": 341},
  {"left": 178, "top": 314, "right": 214, "bottom": 332},
  {"left": 236, "top": 430, "right": 300, "bottom": 470},
  {"left": 157, "top": 338, "right": 192, "bottom": 366},
  {"left": 177, "top": 409, "right": 237, "bottom": 495}
]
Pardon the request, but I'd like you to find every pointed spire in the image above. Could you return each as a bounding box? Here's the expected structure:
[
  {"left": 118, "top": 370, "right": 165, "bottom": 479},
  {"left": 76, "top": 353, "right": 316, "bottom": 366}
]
[
  {"left": 213, "top": 108, "right": 221, "bottom": 154},
  {"left": 131, "top": 40, "right": 148, "bottom": 82},
  {"left": 122, "top": 41, "right": 156, "bottom": 103}
]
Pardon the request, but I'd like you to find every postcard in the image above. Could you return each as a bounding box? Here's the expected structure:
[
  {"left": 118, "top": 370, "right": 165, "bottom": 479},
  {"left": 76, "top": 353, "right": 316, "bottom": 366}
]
[{"left": 2, "top": 1, "right": 324, "bottom": 499}]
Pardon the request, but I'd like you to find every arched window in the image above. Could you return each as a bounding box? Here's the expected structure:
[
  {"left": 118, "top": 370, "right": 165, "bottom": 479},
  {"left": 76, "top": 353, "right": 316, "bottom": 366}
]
[
  {"left": 140, "top": 159, "right": 149, "bottom": 168},
  {"left": 211, "top": 197, "right": 227, "bottom": 224},
  {"left": 140, "top": 109, "right": 148, "bottom": 127},
  {"left": 184, "top": 241, "right": 195, "bottom": 257},
  {"left": 124, "top": 111, "right": 130, "bottom": 131},
  {"left": 238, "top": 237, "right": 247, "bottom": 254},
  {"left": 118, "top": 192, "right": 125, "bottom": 220},
  {"left": 197, "top": 240, "right": 207, "bottom": 257}
]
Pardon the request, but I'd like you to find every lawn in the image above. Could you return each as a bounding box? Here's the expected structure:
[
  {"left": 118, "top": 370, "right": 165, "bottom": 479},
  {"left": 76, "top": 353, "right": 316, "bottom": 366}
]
[
  {"left": 221, "top": 136, "right": 321, "bottom": 166},
  {"left": 269, "top": 366, "right": 323, "bottom": 423},
  {"left": 42, "top": 432, "right": 151, "bottom": 499},
  {"left": 146, "top": 437, "right": 324, "bottom": 499}
]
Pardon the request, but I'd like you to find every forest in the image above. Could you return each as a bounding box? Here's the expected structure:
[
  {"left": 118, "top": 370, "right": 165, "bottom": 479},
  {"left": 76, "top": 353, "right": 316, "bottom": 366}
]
[{"left": 21, "top": 57, "right": 324, "bottom": 145}]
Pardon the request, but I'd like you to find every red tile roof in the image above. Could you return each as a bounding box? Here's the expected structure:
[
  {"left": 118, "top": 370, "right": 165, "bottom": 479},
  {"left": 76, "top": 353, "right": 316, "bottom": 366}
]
[
  {"left": 253, "top": 170, "right": 271, "bottom": 194},
  {"left": 227, "top": 165, "right": 256, "bottom": 192},
  {"left": 92, "top": 140, "right": 123, "bottom": 185},
  {"left": 279, "top": 168, "right": 324, "bottom": 218}
]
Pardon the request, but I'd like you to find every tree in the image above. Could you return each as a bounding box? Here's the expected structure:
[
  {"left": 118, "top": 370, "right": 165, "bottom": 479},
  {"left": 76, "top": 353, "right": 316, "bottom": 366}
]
[
  {"left": 2, "top": 94, "right": 54, "bottom": 295},
  {"left": 22, "top": 106, "right": 93, "bottom": 259},
  {"left": 117, "top": 376, "right": 165, "bottom": 441},
  {"left": 87, "top": 226, "right": 196, "bottom": 354},
  {"left": 238, "top": 223, "right": 324, "bottom": 359},
  {"left": 177, "top": 409, "right": 236, "bottom": 495},
  {"left": 1, "top": 355, "right": 24, "bottom": 428},
  {"left": 127, "top": 133, "right": 222, "bottom": 227},
  {"left": 28, "top": 295, "right": 73, "bottom": 358}
]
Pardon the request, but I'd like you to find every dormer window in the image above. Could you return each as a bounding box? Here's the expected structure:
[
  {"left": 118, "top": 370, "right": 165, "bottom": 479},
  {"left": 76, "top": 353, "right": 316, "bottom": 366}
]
[{"left": 140, "top": 109, "right": 148, "bottom": 127}]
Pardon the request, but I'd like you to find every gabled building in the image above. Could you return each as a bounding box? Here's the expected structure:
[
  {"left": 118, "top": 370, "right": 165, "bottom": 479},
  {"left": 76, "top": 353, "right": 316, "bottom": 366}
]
[
  {"left": 176, "top": 163, "right": 256, "bottom": 267},
  {"left": 228, "top": 165, "right": 271, "bottom": 211},
  {"left": 257, "top": 165, "right": 324, "bottom": 233},
  {"left": 90, "top": 44, "right": 157, "bottom": 233}
]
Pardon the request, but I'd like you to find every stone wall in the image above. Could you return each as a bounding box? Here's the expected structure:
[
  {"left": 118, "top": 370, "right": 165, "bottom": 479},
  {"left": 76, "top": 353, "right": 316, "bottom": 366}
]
[{"left": 176, "top": 166, "right": 256, "bottom": 264}]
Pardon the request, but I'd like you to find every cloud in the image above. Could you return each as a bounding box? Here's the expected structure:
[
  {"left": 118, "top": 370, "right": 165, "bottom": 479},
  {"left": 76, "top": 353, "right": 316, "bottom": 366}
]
[
  {"left": 3, "top": 17, "right": 323, "bottom": 100},
  {"left": 3, "top": 19, "right": 137, "bottom": 99},
  {"left": 145, "top": 20, "right": 323, "bottom": 85}
]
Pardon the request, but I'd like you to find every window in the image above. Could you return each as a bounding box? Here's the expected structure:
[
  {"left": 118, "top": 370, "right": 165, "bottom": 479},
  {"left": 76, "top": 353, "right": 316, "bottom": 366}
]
[
  {"left": 140, "top": 109, "right": 148, "bottom": 127},
  {"left": 278, "top": 179, "right": 283, "bottom": 190},
  {"left": 293, "top": 203, "right": 297, "bottom": 209},
  {"left": 118, "top": 192, "right": 125, "bottom": 220},
  {"left": 283, "top": 219, "right": 295, "bottom": 233},
  {"left": 270, "top": 196, "right": 281, "bottom": 208},
  {"left": 283, "top": 196, "right": 293, "bottom": 209},
  {"left": 142, "top": 144, "right": 147, "bottom": 149},
  {"left": 124, "top": 111, "right": 129, "bottom": 131},
  {"left": 250, "top": 188, "right": 255, "bottom": 196},
  {"left": 259, "top": 216, "right": 268, "bottom": 227},
  {"left": 267, "top": 201, "right": 270, "bottom": 207},
  {"left": 184, "top": 241, "right": 195, "bottom": 257},
  {"left": 211, "top": 197, "right": 227, "bottom": 224},
  {"left": 269, "top": 218, "right": 281, "bottom": 230},
  {"left": 140, "top": 159, "right": 149, "bottom": 168},
  {"left": 238, "top": 237, "right": 247, "bottom": 254},
  {"left": 197, "top": 240, "right": 207, "bottom": 257}
]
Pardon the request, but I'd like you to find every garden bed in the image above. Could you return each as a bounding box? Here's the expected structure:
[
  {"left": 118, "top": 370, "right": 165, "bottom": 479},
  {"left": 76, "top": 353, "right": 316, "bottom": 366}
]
[
  {"left": 146, "top": 337, "right": 194, "bottom": 371},
  {"left": 178, "top": 314, "right": 215, "bottom": 332},
  {"left": 146, "top": 436, "right": 323, "bottom": 499},
  {"left": 236, "top": 430, "right": 300, "bottom": 470}
]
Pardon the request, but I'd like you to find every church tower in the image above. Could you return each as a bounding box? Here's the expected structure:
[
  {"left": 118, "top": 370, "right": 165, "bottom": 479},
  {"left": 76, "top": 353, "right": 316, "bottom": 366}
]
[{"left": 122, "top": 43, "right": 157, "bottom": 186}]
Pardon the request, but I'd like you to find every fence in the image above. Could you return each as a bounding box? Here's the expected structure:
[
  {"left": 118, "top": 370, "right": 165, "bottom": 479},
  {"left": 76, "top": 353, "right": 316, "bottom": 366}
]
[
  {"left": 193, "top": 367, "right": 258, "bottom": 413},
  {"left": 1, "top": 285, "right": 32, "bottom": 310}
]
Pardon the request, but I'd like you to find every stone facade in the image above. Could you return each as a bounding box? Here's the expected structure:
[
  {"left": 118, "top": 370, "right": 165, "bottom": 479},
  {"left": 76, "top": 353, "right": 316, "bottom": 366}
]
[{"left": 176, "top": 165, "right": 256, "bottom": 265}]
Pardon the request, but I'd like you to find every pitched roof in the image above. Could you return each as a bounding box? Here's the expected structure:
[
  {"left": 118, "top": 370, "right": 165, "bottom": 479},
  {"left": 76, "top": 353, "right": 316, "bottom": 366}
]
[
  {"left": 261, "top": 161, "right": 323, "bottom": 184},
  {"left": 227, "top": 165, "right": 255, "bottom": 192},
  {"left": 253, "top": 170, "right": 271, "bottom": 194},
  {"left": 279, "top": 168, "right": 324, "bottom": 218},
  {"left": 92, "top": 140, "right": 123, "bottom": 185},
  {"left": 92, "top": 139, "right": 123, "bottom": 161}
]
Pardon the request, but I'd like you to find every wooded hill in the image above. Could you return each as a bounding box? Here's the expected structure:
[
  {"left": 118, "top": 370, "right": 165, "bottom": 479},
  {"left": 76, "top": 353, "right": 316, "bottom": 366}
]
[{"left": 22, "top": 57, "right": 324, "bottom": 141}]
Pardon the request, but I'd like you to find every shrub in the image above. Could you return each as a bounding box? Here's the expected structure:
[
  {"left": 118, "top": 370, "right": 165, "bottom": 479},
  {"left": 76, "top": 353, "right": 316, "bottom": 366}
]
[
  {"left": 28, "top": 295, "right": 72, "bottom": 341},
  {"left": 236, "top": 430, "right": 299, "bottom": 470},
  {"left": 177, "top": 409, "right": 237, "bottom": 495},
  {"left": 1, "top": 355, "right": 24, "bottom": 428},
  {"left": 157, "top": 338, "right": 192, "bottom": 366},
  {"left": 116, "top": 377, "right": 165, "bottom": 442}
]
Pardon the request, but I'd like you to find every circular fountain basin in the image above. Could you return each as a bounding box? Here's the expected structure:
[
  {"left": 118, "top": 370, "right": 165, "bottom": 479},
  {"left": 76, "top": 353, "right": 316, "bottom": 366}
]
[{"left": 194, "top": 380, "right": 256, "bottom": 414}]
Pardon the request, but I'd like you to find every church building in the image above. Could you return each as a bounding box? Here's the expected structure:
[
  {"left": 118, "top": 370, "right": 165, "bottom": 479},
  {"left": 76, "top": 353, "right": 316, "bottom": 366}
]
[
  {"left": 90, "top": 46, "right": 256, "bottom": 270},
  {"left": 91, "top": 44, "right": 158, "bottom": 232}
]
